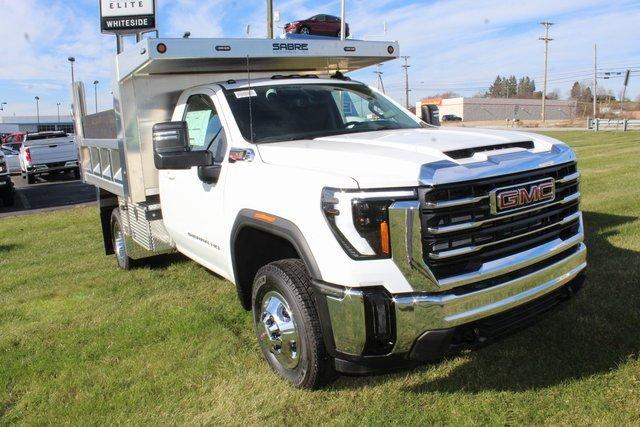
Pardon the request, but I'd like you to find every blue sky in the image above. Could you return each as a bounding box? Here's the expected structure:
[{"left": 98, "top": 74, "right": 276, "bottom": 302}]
[{"left": 0, "top": 0, "right": 639, "bottom": 116}]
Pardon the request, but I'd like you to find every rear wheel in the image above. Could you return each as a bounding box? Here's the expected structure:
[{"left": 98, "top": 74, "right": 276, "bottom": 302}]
[
  {"left": 111, "top": 209, "right": 132, "bottom": 270},
  {"left": 252, "top": 259, "right": 335, "bottom": 389}
]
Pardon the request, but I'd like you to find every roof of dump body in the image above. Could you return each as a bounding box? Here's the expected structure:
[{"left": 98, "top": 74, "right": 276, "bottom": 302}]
[{"left": 114, "top": 37, "right": 400, "bottom": 82}]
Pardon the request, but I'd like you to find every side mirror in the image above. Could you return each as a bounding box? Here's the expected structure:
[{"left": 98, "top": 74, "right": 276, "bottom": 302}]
[{"left": 152, "top": 121, "right": 212, "bottom": 170}]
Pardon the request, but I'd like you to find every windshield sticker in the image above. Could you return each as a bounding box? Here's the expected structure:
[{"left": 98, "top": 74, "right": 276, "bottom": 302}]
[{"left": 235, "top": 90, "right": 257, "bottom": 99}]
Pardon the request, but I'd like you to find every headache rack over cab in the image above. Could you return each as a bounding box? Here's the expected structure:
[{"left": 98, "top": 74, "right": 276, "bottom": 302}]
[{"left": 72, "top": 37, "right": 399, "bottom": 204}]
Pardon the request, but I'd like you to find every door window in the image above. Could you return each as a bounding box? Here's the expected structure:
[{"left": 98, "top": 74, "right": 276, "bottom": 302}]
[{"left": 183, "top": 94, "right": 223, "bottom": 153}]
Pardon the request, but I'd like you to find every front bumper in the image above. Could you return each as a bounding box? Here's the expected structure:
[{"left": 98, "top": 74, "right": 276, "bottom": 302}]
[{"left": 313, "top": 221, "right": 586, "bottom": 373}]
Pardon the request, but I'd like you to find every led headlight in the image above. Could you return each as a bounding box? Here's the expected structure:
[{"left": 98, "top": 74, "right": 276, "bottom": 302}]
[{"left": 322, "top": 187, "right": 416, "bottom": 260}]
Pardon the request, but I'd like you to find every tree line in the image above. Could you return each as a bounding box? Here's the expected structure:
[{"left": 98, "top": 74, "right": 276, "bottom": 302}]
[{"left": 483, "top": 75, "right": 554, "bottom": 99}]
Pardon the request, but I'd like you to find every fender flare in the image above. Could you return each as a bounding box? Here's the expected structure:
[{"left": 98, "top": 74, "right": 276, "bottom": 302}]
[{"left": 230, "top": 209, "right": 322, "bottom": 308}]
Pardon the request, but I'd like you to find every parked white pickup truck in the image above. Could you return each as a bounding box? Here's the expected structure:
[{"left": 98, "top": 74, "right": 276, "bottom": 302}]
[
  {"left": 73, "top": 37, "right": 586, "bottom": 389},
  {"left": 19, "top": 131, "right": 79, "bottom": 184}
]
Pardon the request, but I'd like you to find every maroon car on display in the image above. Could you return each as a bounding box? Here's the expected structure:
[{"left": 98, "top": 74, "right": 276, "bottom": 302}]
[{"left": 284, "top": 14, "right": 350, "bottom": 38}]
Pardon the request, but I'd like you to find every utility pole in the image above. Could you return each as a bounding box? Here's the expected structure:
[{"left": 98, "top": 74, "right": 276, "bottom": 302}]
[
  {"left": 620, "top": 69, "right": 630, "bottom": 117},
  {"left": 539, "top": 22, "right": 554, "bottom": 124},
  {"left": 401, "top": 56, "right": 411, "bottom": 109},
  {"left": 593, "top": 44, "right": 597, "bottom": 118},
  {"left": 374, "top": 65, "right": 385, "bottom": 93},
  {"left": 340, "top": 0, "right": 346, "bottom": 40},
  {"left": 56, "top": 103, "right": 61, "bottom": 128},
  {"left": 266, "top": 0, "right": 273, "bottom": 38}
]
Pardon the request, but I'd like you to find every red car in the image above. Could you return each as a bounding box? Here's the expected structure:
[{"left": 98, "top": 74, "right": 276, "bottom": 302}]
[{"left": 284, "top": 14, "right": 350, "bottom": 38}]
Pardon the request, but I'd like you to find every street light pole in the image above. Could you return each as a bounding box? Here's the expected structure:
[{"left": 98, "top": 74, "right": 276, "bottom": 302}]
[
  {"left": 539, "top": 22, "right": 554, "bottom": 124},
  {"left": 35, "top": 96, "right": 40, "bottom": 128},
  {"left": 68, "top": 57, "right": 75, "bottom": 86},
  {"left": 0, "top": 102, "right": 6, "bottom": 111},
  {"left": 56, "top": 103, "right": 61, "bottom": 128},
  {"left": 93, "top": 80, "right": 99, "bottom": 113}
]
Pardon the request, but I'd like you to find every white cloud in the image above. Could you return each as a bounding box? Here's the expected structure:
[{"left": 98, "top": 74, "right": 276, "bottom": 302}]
[{"left": 0, "top": 0, "right": 638, "bottom": 115}]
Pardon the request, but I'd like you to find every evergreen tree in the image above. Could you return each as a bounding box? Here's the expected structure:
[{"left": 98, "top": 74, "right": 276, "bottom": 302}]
[
  {"left": 570, "top": 81, "right": 582, "bottom": 100},
  {"left": 488, "top": 76, "right": 504, "bottom": 98}
]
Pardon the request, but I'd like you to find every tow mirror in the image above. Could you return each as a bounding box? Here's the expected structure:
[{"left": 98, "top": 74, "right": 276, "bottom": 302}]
[{"left": 152, "top": 121, "right": 212, "bottom": 170}]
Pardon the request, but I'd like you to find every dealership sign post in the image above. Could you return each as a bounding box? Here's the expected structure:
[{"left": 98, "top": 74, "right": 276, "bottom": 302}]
[{"left": 100, "top": 0, "right": 156, "bottom": 35}]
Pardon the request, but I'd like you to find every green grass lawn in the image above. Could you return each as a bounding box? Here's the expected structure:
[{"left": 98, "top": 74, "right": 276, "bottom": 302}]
[{"left": 1, "top": 131, "right": 640, "bottom": 424}]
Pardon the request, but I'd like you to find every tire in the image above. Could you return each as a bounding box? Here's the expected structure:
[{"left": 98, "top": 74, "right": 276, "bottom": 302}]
[
  {"left": 111, "top": 209, "right": 132, "bottom": 270},
  {"left": 252, "top": 259, "right": 336, "bottom": 389},
  {"left": 26, "top": 173, "right": 35, "bottom": 184},
  {"left": 2, "top": 192, "right": 14, "bottom": 207},
  {"left": 73, "top": 168, "right": 81, "bottom": 180},
  {"left": 299, "top": 26, "right": 310, "bottom": 35}
]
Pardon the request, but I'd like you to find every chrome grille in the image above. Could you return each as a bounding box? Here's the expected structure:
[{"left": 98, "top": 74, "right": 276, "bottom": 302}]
[{"left": 419, "top": 162, "right": 580, "bottom": 279}]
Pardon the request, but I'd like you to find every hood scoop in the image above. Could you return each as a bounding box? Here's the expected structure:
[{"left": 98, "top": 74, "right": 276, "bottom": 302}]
[{"left": 445, "top": 141, "right": 534, "bottom": 160}]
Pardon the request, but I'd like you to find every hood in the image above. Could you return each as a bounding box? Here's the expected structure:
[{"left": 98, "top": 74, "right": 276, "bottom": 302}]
[{"left": 257, "top": 127, "right": 561, "bottom": 188}]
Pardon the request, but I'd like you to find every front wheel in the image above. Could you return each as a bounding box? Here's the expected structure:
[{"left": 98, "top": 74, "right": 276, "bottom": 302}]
[
  {"left": 298, "top": 26, "right": 310, "bottom": 35},
  {"left": 252, "top": 259, "right": 335, "bottom": 389}
]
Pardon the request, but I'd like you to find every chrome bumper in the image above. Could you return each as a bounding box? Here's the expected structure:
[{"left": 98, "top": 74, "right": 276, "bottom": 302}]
[
  {"left": 393, "top": 241, "right": 586, "bottom": 352},
  {"left": 28, "top": 161, "right": 79, "bottom": 173},
  {"left": 319, "top": 216, "right": 586, "bottom": 356}
]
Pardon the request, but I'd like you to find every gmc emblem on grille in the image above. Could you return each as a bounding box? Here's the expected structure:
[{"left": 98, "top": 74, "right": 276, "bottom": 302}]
[{"left": 490, "top": 178, "right": 555, "bottom": 214}]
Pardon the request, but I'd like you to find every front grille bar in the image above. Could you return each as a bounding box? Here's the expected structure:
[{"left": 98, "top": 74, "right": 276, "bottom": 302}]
[
  {"left": 428, "top": 192, "right": 580, "bottom": 235},
  {"left": 425, "top": 195, "right": 489, "bottom": 209},
  {"left": 429, "top": 211, "right": 581, "bottom": 260},
  {"left": 556, "top": 171, "right": 580, "bottom": 184}
]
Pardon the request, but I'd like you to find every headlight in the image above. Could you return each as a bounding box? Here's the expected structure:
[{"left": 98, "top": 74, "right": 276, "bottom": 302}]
[{"left": 322, "top": 188, "right": 416, "bottom": 260}]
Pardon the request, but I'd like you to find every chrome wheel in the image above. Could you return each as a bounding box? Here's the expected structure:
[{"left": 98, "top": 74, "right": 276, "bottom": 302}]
[
  {"left": 299, "top": 27, "right": 310, "bottom": 35},
  {"left": 258, "top": 291, "right": 299, "bottom": 369},
  {"left": 113, "top": 222, "right": 127, "bottom": 266}
]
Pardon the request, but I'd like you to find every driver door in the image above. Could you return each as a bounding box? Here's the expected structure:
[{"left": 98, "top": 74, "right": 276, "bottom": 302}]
[{"left": 159, "top": 89, "right": 230, "bottom": 275}]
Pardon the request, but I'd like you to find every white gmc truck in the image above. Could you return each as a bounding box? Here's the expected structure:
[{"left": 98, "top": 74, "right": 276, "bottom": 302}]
[{"left": 73, "top": 37, "right": 586, "bottom": 389}]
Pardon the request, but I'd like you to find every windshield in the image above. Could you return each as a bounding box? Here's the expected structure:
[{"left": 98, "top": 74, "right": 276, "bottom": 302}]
[{"left": 225, "top": 83, "right": 421, "bottom": 143}]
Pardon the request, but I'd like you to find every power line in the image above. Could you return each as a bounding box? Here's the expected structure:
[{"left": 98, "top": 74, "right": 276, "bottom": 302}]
[{"left": 374, "top": 65, "right": 385, "bottom": 94}]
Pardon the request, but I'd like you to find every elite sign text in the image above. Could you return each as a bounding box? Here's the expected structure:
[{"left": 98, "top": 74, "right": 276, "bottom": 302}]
[{"left": 100, "top": 0, "right": 156, "bottom": 34}]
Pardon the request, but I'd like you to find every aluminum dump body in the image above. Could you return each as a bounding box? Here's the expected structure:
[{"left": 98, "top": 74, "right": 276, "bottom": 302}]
[{"left": 73, "top": 37, "right": 400, "bottom": 203}]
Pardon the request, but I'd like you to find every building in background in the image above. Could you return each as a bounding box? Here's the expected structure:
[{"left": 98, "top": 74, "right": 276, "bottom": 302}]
[
  {"left": 0, "top": 115, "right": 74, "bottom": 134},
  {"left": 435, "top": 98, "right": 577, "bottom": 122}
]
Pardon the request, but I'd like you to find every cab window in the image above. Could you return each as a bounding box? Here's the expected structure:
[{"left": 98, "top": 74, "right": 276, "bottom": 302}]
[{"left": 183, "top": 94, "right": 223, "bottom": 154}]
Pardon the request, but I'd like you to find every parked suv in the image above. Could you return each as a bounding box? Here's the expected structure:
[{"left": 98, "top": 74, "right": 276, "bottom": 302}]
[
  {"left": 284, "top": 14, "right": 350, "bottom": 38},
  {"left": 0, "top": 150, "right": 15, "bottom": 206}
]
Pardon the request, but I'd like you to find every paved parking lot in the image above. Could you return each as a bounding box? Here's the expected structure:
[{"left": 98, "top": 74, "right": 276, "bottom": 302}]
[{"left": 0, "top": 172, "right": 96, "bottom": 218}]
